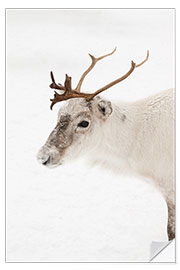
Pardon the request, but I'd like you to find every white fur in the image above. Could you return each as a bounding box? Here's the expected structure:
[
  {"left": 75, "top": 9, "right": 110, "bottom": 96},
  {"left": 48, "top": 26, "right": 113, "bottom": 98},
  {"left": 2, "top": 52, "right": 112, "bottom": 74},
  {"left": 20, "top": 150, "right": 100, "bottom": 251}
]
[{"left": 89, "top": 89, "right": 174, "bottom": 203}]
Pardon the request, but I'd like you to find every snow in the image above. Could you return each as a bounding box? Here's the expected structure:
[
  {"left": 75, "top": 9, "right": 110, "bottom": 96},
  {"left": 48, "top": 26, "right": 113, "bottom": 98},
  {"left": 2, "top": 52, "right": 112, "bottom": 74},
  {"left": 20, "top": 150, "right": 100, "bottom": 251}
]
[{"left": 6, "top": 9, "right": 174, "bottom": 262}]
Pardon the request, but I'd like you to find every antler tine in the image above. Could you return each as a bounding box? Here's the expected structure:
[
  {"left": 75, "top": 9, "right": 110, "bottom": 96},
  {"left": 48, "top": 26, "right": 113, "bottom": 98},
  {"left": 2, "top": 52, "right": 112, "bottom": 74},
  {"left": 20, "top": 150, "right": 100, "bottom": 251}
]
[
  {"left": 74, "top": 47, "right": 117, "bottom": 92},
  {"left": 88, "top": 50, "right": 149, "bottom": 100},
  {"left": 136, "top": 50, "right": 149, "bottom": 67},
  {"left": 49, "top": 71, "right": 65, "bottom": 90}
]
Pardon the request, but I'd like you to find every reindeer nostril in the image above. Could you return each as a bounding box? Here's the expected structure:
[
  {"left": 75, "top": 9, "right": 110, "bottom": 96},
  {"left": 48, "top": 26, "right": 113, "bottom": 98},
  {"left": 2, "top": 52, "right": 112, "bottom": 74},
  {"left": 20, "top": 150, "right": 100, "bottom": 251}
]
[{"left": 42, "top": 156, "right": 51, "bottom": 165}]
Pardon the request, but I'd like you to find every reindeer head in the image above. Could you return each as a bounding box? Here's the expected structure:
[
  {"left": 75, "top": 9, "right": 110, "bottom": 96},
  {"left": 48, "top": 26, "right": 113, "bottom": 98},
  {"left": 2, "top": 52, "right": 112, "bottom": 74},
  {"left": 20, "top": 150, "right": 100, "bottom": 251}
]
[{"left": 37, "top": 48, "right": 149, "bottom": 168}]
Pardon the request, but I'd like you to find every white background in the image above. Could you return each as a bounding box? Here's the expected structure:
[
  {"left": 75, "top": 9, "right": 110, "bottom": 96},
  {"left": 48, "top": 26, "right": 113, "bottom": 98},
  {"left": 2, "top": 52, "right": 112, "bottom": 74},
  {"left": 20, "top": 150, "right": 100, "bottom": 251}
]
[
  {"left": 0, "top": 1, "right": 179, "bottom": 269},
  {"left": 5, "top": 8, "right": 175, "bottom": 262}
]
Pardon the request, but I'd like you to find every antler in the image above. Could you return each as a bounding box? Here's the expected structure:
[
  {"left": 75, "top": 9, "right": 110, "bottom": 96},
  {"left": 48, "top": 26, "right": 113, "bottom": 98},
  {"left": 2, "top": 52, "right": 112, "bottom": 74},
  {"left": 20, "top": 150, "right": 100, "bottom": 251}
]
[
  {"left": 49, "top": 49, "right": 149, "bottom": 109},
  {"left": 49, "top": 71, "right": 65, "bottom": 91},
  {"left": 74, "top": 47, "right": 117, "bottom": 92}
]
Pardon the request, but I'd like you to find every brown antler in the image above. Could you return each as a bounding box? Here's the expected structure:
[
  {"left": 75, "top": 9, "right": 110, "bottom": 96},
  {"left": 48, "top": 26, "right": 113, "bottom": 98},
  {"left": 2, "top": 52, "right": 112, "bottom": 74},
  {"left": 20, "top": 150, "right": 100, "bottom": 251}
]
[
  {"left": 49, "top": 71, "right": 65, "bottom": 91},
  {"left": 49, "top": 49, "right": 149, "bottom": 109},
  {"left": 49, "top": 73, "right": 96, "bottom": 110},
  {"left": 74, "top": 47, "right": 117, "bottom": 92}
]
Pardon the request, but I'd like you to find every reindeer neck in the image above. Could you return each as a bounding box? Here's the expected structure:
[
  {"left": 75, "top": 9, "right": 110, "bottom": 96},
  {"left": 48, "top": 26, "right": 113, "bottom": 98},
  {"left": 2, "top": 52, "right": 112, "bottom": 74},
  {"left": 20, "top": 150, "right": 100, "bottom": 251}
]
[{"left": 89, "top": 101, "right": 137, "bottom": 173}]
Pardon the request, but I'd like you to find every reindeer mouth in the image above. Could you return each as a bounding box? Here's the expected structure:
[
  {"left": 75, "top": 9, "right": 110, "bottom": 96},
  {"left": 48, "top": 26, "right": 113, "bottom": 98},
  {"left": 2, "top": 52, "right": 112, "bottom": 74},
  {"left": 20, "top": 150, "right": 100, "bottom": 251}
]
[
  {"left": 43, "top": 157, "right": 63, "bottom": 168},
  {"left": 42, "top": 156, "right": 51, "bottom": 165},
  {"left": 42, "top": 160, "right": 63, "bottom": 168}
]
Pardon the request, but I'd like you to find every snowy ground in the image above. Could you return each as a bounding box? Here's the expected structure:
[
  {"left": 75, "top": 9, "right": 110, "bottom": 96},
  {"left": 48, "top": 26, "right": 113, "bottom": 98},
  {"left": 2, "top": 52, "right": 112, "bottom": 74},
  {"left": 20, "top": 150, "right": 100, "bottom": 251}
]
[{"left": 6, "top": 9, "right": 174, "bottom": 262}]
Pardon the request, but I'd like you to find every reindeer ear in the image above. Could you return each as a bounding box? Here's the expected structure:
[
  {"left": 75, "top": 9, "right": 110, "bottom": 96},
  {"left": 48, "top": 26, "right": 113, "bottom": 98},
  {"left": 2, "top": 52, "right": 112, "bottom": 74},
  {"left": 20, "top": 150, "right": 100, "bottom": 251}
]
[{"left": 96, "top": 98, "right": 113, "bottom": 119}]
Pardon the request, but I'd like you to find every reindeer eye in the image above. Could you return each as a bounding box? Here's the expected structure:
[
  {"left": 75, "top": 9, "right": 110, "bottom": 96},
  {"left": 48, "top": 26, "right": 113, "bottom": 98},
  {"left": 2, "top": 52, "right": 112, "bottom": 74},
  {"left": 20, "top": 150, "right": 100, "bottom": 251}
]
[{"left": 78, "top": 121, "right": 89, "bottom": 128}]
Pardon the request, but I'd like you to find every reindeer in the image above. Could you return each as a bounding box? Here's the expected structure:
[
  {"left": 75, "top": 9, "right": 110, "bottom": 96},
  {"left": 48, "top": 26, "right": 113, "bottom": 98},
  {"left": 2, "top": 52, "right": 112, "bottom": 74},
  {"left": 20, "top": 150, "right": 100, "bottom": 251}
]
[{"left": 37, "top": 48, "right": 175, "bottom": 240}]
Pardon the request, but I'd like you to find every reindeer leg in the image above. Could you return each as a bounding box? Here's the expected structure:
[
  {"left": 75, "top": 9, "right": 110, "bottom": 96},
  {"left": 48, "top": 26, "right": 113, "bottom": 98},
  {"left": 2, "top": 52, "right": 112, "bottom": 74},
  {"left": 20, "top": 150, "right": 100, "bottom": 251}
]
[{"left": 167, "top": 201, "right": 175, "bottom": 240}]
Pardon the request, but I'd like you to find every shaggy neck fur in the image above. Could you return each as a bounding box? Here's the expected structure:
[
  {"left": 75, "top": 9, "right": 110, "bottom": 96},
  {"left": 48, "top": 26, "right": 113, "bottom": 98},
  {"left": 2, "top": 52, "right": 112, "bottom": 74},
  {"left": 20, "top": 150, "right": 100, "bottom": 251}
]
[
  {"left": 89, "top": 89, "right": 174, "bottom": 201},
  {"left": 88, "top": 101, "right": 137, "bottom": 175}
]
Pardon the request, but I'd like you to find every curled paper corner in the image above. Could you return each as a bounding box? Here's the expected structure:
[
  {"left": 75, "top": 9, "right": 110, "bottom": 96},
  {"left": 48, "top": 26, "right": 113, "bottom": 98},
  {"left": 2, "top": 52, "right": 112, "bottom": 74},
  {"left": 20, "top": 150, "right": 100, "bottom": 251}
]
[{"left": 150, "top": 240, "right": 175, "bottom": 262}]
